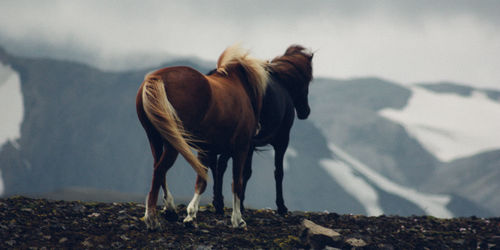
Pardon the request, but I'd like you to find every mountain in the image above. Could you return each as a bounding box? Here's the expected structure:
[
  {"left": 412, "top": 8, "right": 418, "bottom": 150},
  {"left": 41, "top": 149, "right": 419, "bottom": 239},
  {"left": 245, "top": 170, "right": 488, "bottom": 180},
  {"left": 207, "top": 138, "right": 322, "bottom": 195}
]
[
  {"left": 0, "top": 50, "right": 211, "bottom": 197},
  {"left": 417, "top": 82, "right": 500, "bottom": 101},
  {"left": 308, "top": 78, "right": 437, "bottom": 186},
  {"left": 422, "top": 149, "right": 500, "bottom": 216},
  {"left": 381, "top": 82, "right": 500, "bottom": 162},
  {"left": 0, "top": 47, "right": 496, "bottom": 217}
]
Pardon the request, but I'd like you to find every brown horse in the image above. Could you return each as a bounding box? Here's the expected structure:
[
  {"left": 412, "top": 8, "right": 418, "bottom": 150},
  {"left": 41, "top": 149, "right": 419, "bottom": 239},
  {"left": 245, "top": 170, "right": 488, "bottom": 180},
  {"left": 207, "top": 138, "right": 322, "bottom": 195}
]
[{"left": 136, "top": 45, "right": 268, "bottom": 229}]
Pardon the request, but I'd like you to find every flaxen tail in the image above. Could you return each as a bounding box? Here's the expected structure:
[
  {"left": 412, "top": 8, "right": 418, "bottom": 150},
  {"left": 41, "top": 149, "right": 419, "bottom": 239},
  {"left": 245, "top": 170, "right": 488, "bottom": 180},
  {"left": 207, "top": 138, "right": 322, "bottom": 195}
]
[{"left": 141, "top": 75, "right": 208, "bottom": 180}]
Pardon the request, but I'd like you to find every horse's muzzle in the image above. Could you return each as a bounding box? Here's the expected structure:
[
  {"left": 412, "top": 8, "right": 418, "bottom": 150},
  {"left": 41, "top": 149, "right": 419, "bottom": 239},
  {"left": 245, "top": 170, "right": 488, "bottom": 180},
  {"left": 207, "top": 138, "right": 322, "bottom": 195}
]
[{"left": 297, "top": 107, "right": 310, "bottom": 120}]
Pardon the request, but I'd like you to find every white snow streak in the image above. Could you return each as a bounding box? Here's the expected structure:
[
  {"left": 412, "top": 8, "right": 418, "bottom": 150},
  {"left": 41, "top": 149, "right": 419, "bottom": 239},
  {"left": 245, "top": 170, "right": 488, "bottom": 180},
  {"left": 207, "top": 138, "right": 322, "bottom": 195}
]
[
  {"left": 323, "top": 143, "right": 453, "bottom": 218},
  {"left": 320, "top": 159, "right": 384, "bottom": 216},
  {"left": 379, "top": 86, "right": 500, "bottom": 162}
]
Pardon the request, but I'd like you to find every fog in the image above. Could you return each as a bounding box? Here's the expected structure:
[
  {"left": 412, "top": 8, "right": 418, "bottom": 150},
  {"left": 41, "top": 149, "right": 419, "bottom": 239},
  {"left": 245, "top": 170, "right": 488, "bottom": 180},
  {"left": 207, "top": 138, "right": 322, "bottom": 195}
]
[{"left": 0, "top": 0, "right": 499, "bottom": 89}]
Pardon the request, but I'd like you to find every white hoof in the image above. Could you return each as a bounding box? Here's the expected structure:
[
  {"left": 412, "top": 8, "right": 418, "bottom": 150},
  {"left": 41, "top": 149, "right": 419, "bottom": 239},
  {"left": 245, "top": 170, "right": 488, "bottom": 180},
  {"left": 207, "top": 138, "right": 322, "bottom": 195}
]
[
  {"left": 162, "top": 188, "right": 176, "bottom": 212},
  {"left": 231, "top": 194, "right": 246, "bottom": 228},
  {"left": 182, "top": 215, "right": 195, "bottom": 224},
  {"left": 144, "top": 209, "right": 161, "bottom": 230},
  {"left": 231, "top": 216, "right": 247, "bottom": 228},
  {"left": 183, "top": 193, "right": 200, "bottom": 224}
]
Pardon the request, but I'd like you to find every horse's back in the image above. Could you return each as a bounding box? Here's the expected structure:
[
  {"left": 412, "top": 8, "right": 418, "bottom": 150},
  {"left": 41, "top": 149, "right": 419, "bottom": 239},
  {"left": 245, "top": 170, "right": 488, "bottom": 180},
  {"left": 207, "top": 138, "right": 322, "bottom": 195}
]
[{"left": 149, "top": 66, "right": 212, "bottom": 129}]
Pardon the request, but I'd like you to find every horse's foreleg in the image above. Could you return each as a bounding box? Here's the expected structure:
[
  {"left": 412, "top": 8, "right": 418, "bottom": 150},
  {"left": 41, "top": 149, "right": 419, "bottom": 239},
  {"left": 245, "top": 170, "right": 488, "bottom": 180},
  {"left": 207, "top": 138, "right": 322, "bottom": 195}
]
[
  {"left": 240, "top": 146, "right": 255, "bottom": 213},
  {"left": 145, "top": 144, "right": 178, "bottom": 230},
  {"left": 212, "top": 153, "right": 230, "bottom": 215},
  {"left": 231, "top": 149, "right": 248, "bottom": 228},
  {"left": 273, "top": 143, "right": 289, "bottom": 215},
  {"left": 183, "top": 152, "right": 215, "bottom": 225}
]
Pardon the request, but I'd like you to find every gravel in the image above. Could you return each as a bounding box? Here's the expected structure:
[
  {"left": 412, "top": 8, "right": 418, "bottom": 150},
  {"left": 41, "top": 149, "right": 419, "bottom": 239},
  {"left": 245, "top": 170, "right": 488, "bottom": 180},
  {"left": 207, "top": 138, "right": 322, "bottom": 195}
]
[{"left": 0, "top": 196, "right": 499, "bottom": 249}]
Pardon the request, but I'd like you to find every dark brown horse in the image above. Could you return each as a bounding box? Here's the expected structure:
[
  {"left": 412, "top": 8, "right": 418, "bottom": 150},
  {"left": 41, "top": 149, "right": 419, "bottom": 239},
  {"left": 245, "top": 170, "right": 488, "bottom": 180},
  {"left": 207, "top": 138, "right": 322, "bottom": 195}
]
[
  {"left": 136, "top": 45, "right": 268, "bottom": 229},
  {"left": 211, "top": 45, "right": 313, "bottom": 215}
]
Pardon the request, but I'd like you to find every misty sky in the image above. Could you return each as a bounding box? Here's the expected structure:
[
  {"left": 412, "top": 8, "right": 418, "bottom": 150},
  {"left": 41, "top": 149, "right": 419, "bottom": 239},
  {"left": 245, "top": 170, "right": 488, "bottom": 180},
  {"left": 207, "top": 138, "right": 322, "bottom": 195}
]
[{"left": 1, "top": 0, "right": 500, "bottom": 89}]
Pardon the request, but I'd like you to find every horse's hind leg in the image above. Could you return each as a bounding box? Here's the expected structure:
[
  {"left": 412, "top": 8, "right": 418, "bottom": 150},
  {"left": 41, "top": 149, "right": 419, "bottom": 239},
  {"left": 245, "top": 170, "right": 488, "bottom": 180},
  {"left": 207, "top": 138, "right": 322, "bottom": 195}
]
[
  {"left": 160, "top": 144, "right": 179, "bottom": 221},
  {"left": 231, "top": 149, "right": 249, "bottom": 228},
  {"left": 212, "top": 153, "right": 230, "bottom": 215},
  {"left": 183, "top": 152, "right": 215, "bottom": 225},
  {"left": 145, "top": 143, "right": 178, "bottom": 230}
]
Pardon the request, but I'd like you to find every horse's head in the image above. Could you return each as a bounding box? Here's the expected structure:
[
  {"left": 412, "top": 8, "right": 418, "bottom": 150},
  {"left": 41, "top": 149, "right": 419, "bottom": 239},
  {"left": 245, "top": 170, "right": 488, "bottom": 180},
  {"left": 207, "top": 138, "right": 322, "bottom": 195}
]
[
  {"left": 271, "top": 45, "right": 314, "bottom": 120},
  {"left": 294, "top": 86, "right": 311, "bottom": 120}
]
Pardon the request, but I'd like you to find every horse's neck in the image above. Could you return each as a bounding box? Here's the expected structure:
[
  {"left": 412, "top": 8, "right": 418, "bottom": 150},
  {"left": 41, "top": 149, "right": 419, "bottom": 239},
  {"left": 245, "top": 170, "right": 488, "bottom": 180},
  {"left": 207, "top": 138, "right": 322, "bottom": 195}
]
[
  {"left": 270, "top": 75, "right": 297, "bottom": 101},
  {"left": 255, "top": 80, "right": 294, "bottom": 144}
]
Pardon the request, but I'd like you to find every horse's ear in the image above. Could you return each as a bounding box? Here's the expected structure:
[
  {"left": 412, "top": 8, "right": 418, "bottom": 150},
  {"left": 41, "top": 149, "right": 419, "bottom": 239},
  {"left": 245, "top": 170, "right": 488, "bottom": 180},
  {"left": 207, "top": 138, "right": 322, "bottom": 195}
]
[{"left": 309, "top": 48, "right": 319, "bottom": 61}]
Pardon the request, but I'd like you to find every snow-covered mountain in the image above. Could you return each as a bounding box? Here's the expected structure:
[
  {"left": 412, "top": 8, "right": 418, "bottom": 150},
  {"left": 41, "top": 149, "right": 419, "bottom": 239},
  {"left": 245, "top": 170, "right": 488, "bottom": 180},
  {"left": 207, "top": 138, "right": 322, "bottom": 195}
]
[
  {"left": 0, "top": 46, "right": 497, "bottom": 217},
  {"left": 380, "top": 85, "right": 500, "bottom": 162},
  {"left": 245, "top": 120, "right": 491, "bottom": 217}
]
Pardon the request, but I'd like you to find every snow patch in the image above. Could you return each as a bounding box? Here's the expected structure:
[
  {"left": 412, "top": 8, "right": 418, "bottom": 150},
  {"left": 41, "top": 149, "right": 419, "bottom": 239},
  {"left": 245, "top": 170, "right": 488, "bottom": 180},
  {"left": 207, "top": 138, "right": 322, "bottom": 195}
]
[
  {"left": 320, "top": 159, "right": 384, "bottom": 216},
  {"left": 0, "top": 63, "right": 23, "bottom": 147},
  {"left": 379, "top": 86, "right": 500, "bottom": 162},
  {"left": 325, "top": 143, "right": 453, "bottom": 218},
  {"left": 0, "top": 62, "right": 24, "bottom": 196}
]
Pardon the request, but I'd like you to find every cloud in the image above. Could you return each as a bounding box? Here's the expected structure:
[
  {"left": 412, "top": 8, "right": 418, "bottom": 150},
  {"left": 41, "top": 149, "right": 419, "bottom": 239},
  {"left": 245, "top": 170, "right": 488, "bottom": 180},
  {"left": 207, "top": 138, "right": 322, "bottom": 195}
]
[{"left": 0, "top": 0, "right": 499, "bottom": 89}]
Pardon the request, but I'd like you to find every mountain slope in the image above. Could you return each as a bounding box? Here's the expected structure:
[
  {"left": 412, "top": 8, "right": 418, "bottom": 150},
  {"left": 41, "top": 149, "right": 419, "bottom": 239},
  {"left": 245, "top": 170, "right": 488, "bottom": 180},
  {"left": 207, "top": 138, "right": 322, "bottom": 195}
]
[
  {"left": 308, "top": 78, "right": 438, "bottom": 186},
  {"left": 0, "top": 48, "right": 495, "bottom": 217},
  {"left": 0, "top": 51, "right": 213, "bottom": 196},
  {"left": 423, "top": 149, "right": 500, "bottom": 215}
]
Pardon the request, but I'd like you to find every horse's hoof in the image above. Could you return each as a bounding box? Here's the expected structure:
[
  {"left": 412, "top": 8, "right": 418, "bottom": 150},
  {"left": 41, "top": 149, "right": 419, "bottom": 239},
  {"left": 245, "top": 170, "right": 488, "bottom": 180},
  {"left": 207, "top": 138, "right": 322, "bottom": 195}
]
[
  {"left": 214, "top": 208, "right": 225, "bottom": 216},
  {"left": 144, "top": 215, "right": 162, "bottom": 231},
  {"left": 183, "top": 217, "right": 197, "bottom": 228},
  {"left": 277, "top": 206, "right": 288, "bottom": 216},
  {"left": 212, "top": 201, "right": 225, "bottom": 215},
  {"left": 231, "top": 215, "right": 247, "bottom": 228},
  {"left": 232, "top": 219, "right": 247, "bottom": 228},
  {"left": 162, "top": 210, "right": 179, "bottom": 222}
]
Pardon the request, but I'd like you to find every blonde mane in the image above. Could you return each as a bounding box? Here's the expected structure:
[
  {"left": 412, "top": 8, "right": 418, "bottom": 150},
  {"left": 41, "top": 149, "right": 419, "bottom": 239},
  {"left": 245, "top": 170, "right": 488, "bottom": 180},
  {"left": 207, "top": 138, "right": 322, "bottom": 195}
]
[{"left": 216, "top": 44, "right": 269, "bottom": 98}]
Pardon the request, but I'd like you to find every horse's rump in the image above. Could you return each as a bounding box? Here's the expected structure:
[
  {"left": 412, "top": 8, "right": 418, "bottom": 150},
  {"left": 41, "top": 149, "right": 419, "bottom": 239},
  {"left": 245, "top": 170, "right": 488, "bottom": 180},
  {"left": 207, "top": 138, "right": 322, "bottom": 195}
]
[{"left": 140, "top": 71, "right": 209, "bottom": 180}]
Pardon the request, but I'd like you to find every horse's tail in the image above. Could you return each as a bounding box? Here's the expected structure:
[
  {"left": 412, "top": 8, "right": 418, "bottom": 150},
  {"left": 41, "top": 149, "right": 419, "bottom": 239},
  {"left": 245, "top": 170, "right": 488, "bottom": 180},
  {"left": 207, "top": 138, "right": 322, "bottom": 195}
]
[
  {"left": 141, "top": 74, "right": 208, "bottom": 180},
  {"left": 216, "top": 44, "right": 269, "bottom": 117}
]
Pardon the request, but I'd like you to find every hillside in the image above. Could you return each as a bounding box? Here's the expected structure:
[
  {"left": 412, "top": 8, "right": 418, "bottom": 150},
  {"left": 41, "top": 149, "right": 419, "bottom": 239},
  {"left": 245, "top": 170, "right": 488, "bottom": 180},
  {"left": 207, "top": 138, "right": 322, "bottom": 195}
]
[
  {"left": 0, "top": 46, "right": 497, "bottom": 217},
  {"left": 1, "top": 197, "right": 499, "bottom": 249}
]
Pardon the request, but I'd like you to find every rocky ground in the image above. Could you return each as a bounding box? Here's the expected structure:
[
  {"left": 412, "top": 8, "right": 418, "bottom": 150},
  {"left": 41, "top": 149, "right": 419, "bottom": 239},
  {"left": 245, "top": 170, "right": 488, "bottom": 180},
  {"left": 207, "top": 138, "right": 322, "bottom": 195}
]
[{"left": 0, "top": 196, "right": 499, "bottom": 249}]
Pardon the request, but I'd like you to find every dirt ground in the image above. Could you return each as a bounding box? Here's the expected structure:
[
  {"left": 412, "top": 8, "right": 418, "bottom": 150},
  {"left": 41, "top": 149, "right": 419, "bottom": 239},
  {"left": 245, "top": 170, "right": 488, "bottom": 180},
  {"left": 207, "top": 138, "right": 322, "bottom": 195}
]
[{"left": 1, "top": 196, "right": 499, "bottom": 249}]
